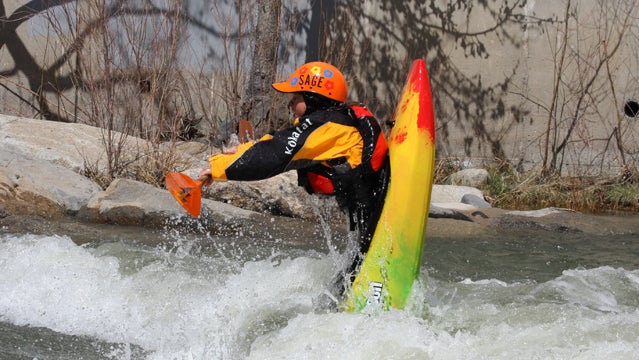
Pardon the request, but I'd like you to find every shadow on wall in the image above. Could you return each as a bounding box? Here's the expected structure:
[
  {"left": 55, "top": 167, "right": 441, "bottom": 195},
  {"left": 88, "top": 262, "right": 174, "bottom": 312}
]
[
  {"left": 0, "top": 0, "right": 76, "bottom": 122},
  {"left": 1, "top": 0, "right": 536, "bottom": 158},
  {"left": 3, "top": 0, "right": 637, "bottom": 175},
  {"left": 322, "top": 1, "right": 537, "bottom": 163}
]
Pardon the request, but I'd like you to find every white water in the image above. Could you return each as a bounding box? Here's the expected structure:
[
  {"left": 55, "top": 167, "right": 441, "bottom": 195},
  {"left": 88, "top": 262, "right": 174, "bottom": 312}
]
[{"left": 1, "top": 233, "right": 638, "bottom": 359}]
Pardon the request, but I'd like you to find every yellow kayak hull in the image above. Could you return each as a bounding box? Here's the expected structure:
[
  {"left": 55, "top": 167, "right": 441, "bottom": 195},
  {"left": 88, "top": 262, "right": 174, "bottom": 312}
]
[{"left": 344, "top": 59, "right": 435, "bottom": 312}]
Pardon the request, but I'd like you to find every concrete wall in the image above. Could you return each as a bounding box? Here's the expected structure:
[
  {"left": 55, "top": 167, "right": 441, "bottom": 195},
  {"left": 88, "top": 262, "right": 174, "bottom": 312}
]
[
  {"left": 438, "top": 0, "right": 639, "bottom": 174},
  {"left": 2, "top": 0, "right": 638, "bottom": 175},
  {"left": 349, "top": 0, "right": 639, "bottom": 175}
]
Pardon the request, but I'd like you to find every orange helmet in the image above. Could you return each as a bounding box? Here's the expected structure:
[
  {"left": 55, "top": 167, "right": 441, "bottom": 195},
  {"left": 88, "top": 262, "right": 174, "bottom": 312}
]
[{"left": 272, "top": 62, "right": 347, "bottom": 103}]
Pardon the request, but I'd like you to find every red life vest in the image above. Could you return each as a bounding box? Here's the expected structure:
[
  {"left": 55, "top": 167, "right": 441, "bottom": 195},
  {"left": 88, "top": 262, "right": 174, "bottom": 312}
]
[{"left": 304, "top": 104, "right": 388, "bottom": 195}]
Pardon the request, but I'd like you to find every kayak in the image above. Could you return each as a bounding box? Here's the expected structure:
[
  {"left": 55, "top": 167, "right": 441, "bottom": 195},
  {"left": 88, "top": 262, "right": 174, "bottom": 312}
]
[{"left": 344, "top": 59, "right": 436, "bottom": 312}]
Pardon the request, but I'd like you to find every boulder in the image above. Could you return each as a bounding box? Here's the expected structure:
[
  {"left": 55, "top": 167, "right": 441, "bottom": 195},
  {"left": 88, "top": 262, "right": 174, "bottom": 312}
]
[
  {"left": 79, "top": 178, "right": 255, "bottom": 227},
  {"left": 449, "top": 168, "right": 489, "bottom": 187},
  {"left": 0, "top": 115, "right": 207, "bottom": 175},
  {"left": 461, "top": 193, "right": 492, "bottom": 208},
  {"left": 431, "top": 184, "right": 484, "bottom": 205},
  {"left": 1, "top": 115, "right": 126, "bottom": 172},
  {"left": 0, "top": 114, "right": 494, "bottom": 227},
  {"left": 203, "top": 172, "right": 344, "bottom": 223},
  {"left": 0, "top": 148, "right": 102, "bottom": 219}
]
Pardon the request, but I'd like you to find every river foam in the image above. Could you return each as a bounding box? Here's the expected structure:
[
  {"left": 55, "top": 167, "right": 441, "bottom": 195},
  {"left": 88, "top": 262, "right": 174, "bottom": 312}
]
[{"left": 1, "top": 233, "right": 638, "bottom": 359}]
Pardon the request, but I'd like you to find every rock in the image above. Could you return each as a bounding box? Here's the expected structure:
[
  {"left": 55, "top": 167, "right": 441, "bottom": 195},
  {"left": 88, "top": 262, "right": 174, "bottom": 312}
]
[
  {"left": 1, "top": 115, "right": 131, "bottom": 172},
  {"left": 429, "top": 205, "right": 473, "bottom": 221},
  {"left": 431, "top": 184, "right": 484, "bottom": 203},
  {"left": 203, "top": 171, "right": 344, "bottom": 223},
  {"left": 0, "top": 115, "right": 492, "bottom": 225},
  {"left": 0, "top": 148, "right": 102, "bottom": 218},
  {"left": 461, "top": 193, "right": 492, "bottom": 208},
  {"left": 0, "top": 167, "right": 66, "bottom": 219},
  {"left": 0, "top": 115, "right": 205, "bottom": 174},
  {"left": 163, "top": 141, "right": 212, "bottom": 159},
  {"left": 160, "top": 141, "right": 212, "bottom": 170},
  {"left": 506, "top": 207, "right": 572, "bottom": 218},
  {"left": 6, "top": 114, "right": 633, "bottom": 238},
  {"left": 79, "top": 178, "right": 255, "bottom": 227},
  {"left": 448, "top": 168, "right": 489, "bottom": 187}
]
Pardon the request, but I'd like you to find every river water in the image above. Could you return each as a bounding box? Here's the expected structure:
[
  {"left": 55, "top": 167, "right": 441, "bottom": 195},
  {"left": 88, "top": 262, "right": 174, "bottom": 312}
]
[{"left": 0, "top": 217, "right": 638, "bottom": 359}]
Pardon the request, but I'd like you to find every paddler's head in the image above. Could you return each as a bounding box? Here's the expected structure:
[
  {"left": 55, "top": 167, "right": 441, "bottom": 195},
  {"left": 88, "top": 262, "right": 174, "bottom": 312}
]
[{"left": 272, "top": 61, "right": 347, "bottom": 117}]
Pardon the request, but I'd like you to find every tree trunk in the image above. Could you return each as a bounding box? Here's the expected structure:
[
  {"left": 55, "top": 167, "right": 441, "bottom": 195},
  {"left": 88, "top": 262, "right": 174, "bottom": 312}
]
[
  {"left": 241, "top": 0, "right": 281, "bottom": 129},
  {"left": 305, "top": 0, "right": 336, "bottom": 62}
]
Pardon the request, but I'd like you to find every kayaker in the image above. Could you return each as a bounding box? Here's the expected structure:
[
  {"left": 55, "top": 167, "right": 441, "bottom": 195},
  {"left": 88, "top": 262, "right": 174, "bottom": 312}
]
[{"left": 198, "top": 61, "right": 389, "bottom": 305}]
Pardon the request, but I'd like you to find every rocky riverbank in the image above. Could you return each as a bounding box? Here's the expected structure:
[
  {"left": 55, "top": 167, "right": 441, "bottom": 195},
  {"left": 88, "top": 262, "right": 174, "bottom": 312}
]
[{"left": 2, "top": 115, "right": 638, "bottom": 241}]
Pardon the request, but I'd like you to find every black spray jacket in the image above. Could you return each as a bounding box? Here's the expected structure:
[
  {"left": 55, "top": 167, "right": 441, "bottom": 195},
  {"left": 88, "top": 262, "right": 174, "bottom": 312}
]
[{"left": 207, "top": 105, "right": 389, "bottom": 247}]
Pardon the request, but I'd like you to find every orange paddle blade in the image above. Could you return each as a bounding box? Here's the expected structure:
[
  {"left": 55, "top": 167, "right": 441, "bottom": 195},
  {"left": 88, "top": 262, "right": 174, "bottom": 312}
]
[{"left": 165, "top": 172, "right": 205, "bottom": 218}]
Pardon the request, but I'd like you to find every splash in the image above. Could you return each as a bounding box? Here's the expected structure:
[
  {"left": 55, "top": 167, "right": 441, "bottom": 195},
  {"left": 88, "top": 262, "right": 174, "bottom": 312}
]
[{"left": 0, "top": 233, "right": 638, "bottom": 359}]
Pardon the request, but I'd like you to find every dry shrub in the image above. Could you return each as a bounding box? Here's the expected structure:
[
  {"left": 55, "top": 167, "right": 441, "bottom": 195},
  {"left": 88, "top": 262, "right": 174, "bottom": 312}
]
[{"left": 484, "top": 167, "right": 639, "bottom": 213}]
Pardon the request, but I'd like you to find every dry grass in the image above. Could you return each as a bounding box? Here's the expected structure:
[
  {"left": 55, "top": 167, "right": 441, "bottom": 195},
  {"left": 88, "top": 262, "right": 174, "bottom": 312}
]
[
  {"left": 81, "top": 141, "right": 196, "bottom": 190},
  {"left": 435, "top": 158, "right": 639, "bottom": 214}
]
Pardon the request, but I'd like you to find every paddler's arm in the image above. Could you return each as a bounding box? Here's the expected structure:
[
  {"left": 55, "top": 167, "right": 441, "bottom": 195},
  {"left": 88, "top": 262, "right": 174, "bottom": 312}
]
[
  {"left": 198, "top": 131, "right": 296, "bottom": 184},
  {"left": 198, "top": 137, "right": 262, "bottom": 184},
  {"left": 197, "top": 139, "right": 258, "bottom": 185},
  {"left": 198, "top": 114, "right": 357, "bottom": 185}
]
